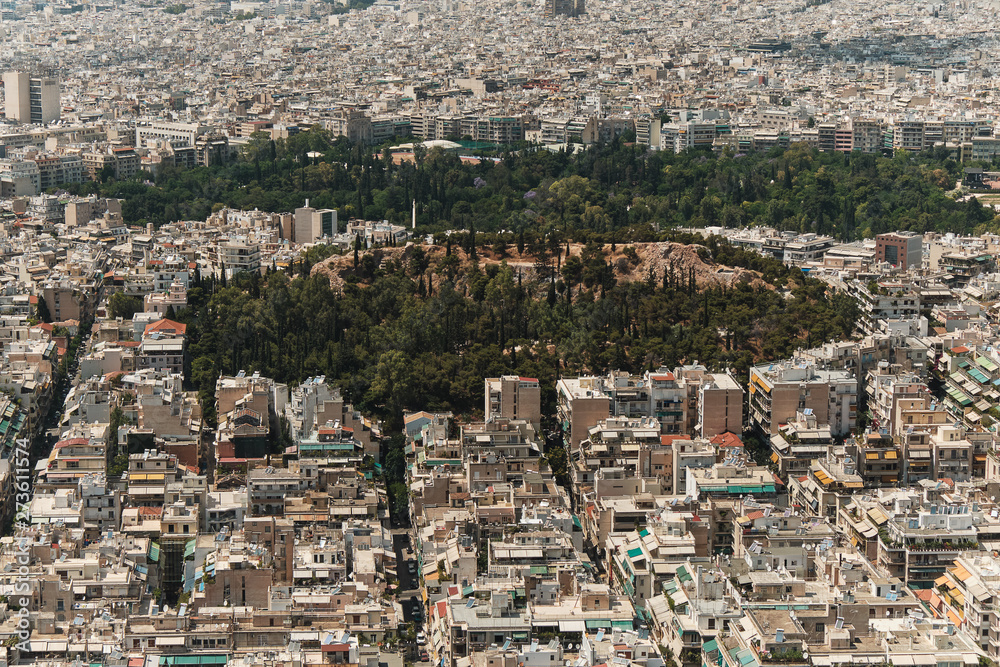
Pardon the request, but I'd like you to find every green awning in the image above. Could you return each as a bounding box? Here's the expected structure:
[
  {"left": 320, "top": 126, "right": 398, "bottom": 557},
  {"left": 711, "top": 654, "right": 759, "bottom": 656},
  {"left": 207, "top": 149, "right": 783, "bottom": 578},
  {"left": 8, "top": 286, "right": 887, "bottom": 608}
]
[
  {"left": 463, "top": 585, "right": 474, "bottom": 596},
  {"left": 150, "top": 542, "right": 160, "bottom": 562},
  {"left": 183, "top": 539, "right": 196, "bottom": 558},
  {"left": 611, "top": 620, "right": 633, "bottom": 629},
  {"left": 969, "top": 368, "right": 990, "bottom": 384},
  {"left": 677, "top": 565, "right": 692, "bottom": 583},
  {"left": 426, "top": 459, "right": 462, "bottom": 467},
  {"left": 638, "top": 528, "right": 649, "bottom": 537},
  {"left": 585, "top": 620, "right": 612, "bottom": 629},
  {"left": 530, "top": 566, "right": 548, "bottom": 575},
  {"left": 763, "top": 485, "right": 776, "bottom": 493},
  {"left": 573, "top": 515, "right": 583, "bottom": 529},
  {"left": 704, "top": 639, "right": 719, "bottom": 654},
  {"left": 627, "top": 547, "right": 643, "bottom": 558},
  {"left": 160, "top": 657, "right": 229, "bottom": 666},
  {"left": 977, "top": 356, "right": 998, "bottom": 372}
]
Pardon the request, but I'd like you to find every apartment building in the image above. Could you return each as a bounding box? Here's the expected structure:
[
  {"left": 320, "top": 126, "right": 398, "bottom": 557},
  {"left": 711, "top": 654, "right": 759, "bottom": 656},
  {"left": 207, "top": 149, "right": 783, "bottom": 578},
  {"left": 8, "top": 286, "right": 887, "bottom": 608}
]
[
  {"left": 749, "top": 360, "right": 857, "bottom": 436},
  {"left": 485, "top": 376, "right": 541, "bottom": 425}
]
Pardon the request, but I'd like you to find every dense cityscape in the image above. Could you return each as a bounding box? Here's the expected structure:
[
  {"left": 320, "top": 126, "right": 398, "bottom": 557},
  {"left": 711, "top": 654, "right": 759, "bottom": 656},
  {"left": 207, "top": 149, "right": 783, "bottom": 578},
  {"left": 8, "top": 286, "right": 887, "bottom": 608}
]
[{"left": 4, "top": 0, "right": 1000, "bottom": 666}]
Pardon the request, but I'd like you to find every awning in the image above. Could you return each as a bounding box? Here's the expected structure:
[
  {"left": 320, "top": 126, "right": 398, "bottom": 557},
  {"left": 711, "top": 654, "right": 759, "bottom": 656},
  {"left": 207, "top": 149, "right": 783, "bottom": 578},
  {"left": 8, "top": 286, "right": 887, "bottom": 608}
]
[
  {"left": 159, "top": 656, "right": 229, "bottom": 666},
  {"left": 884, "top": 451, "right": 897, "bottom": 460},
  {"left": 156, "top": 636, "right": 187, "bottom": 646},
  {"left": 585, "top": 620, "right": 612, "bottom": 629},
  {"left": 559, "top": 620, "right": 587, "bottom": 632}
]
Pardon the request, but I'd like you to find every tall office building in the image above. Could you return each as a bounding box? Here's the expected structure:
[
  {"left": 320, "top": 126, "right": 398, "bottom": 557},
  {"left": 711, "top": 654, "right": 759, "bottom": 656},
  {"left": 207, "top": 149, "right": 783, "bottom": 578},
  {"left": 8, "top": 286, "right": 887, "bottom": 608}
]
[
  {"left": 544, "top": 0, "right": 584, "bottom": 16},
  {"left": 293, "top": 200, "right": 337, "bottom": 244},
  {"left": 3, "top": 71, "right": 60, "bottom": 124}
]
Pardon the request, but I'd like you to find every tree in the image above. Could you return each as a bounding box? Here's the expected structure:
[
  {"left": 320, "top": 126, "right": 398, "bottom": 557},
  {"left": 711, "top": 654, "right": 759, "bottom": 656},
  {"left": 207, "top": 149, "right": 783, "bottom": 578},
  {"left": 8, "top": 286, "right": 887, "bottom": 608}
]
[
  {"left": 108, "top": 292, "right": 143, "bottom": 320},
  {"left": 36, "top": 296, "right": 52, "bottom": 323},
  {"left": 108, "top": 406, "right": 129, "bottom": 456},
  {"left": 366, "top": 350, "right": 418, "bottom": 431}
]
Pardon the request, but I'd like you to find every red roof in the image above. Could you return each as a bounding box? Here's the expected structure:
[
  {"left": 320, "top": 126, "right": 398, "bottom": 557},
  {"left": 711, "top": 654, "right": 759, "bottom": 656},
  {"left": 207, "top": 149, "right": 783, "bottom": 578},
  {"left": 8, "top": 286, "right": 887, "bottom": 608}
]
[
  {"left": 519, "top": 377, "right": 538, "bottom": 383},
  {"left": 710, "top": 432, "right": 743, "bottom": 447},
  {"left": 649, "top": 373, "right": 675, "bottom": 381},
  {"left": 951, "top": 346, "right": 970, "bottom": 354},
  {"left": 55, "top": 438, "right": 89, "bottom": 448},
  {"left": 29, "top": 295, "right": 37, "bottom": 304},
  {"left": 144, "top": 318, "right": 187, "bottom": 336},
  {"left": 746, "top": 510, "right": 765, "bottom": 520},
  {"left": 660, "top": 435, "right": 683, "bottom": 446},
  {"left": 322, "top": 644, "right": 350, "bottom": 652},
  {"left": 436, "top": 600, "right": 447, "bottom": 618}
]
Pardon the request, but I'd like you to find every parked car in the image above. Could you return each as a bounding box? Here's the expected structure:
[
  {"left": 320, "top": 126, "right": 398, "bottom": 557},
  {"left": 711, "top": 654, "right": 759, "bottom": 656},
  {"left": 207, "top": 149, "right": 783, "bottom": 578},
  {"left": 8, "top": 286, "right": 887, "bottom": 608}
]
[
  {"left": 419, "top": 651, "right": 429, "bottom": 662},
  {"left": 416, "top": 631, "right": 427, "bottom": 645}
]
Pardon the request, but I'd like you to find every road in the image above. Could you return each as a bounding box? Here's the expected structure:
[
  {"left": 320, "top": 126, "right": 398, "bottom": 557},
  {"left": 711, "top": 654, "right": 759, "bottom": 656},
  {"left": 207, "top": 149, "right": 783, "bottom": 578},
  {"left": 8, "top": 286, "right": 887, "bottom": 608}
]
[{"left": 391, "top": 528, "right": 429, "bottom": 660}]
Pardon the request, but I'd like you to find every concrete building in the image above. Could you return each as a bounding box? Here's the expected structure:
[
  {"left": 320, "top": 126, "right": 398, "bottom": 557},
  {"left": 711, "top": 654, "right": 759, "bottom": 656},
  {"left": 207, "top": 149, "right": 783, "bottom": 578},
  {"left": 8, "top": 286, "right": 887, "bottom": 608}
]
[
  {"left": 749, "top": 360, "right": 857, "bottom": 437},
  {"left": 557, "top": 377, "right": 611, "bottom": 451},
  {"left": 698, "top": 373, "right": 744, "bottom": 438},
  {"left": 485, "top": 376, "right": 541, "bottom": 426},
  {"left": 3, "top": 71, "right": 60, "bottom": 124}
]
